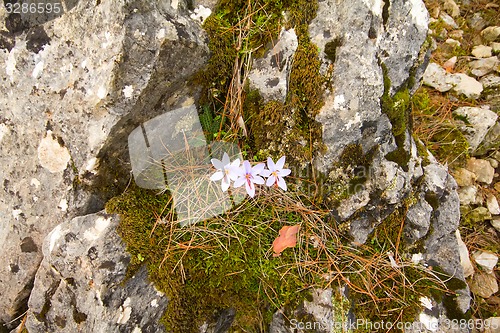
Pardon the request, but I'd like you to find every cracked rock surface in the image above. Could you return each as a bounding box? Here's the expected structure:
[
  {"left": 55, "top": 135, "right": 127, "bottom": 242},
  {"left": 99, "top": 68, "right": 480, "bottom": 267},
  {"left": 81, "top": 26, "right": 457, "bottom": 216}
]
[
  {"left": 26, "top": 212, "right": 168, "bottom": 332},
  {"left": 0, "top": 0, "right": 208, "bottom": 328}
]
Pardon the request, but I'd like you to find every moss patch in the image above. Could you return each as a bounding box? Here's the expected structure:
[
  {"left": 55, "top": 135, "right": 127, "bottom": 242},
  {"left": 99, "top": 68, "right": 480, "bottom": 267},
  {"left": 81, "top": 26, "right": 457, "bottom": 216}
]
[
  {"left": 319, "top": 144, "right": 378, "bottom": 206},
  {"left": 412, "top": 87, "right": 470, "bottom": 168},
  {"left": 246, "top": 23, "right": 327, "bottom": 171},
  {"left": 106, "top": 186, "right": 327, "bottom": 332},
  {"left": 380, "top": 62, "right": 412, "bottom": 171},
  {"left": 107, "top": 183, "right": 452, "bottom": 331}
]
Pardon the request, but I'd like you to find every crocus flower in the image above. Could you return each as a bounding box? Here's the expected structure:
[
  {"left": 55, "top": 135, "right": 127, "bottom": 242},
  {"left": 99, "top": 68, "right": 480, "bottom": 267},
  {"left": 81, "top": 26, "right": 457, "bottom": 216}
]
[
  {"left": 261, "top": 156, "right": 291, "bottom": 191},
  {"left": 210, "top": 152, "right": 240, "bottom": 192},
  {"left": 232, "top": 160, "right": 265, "bottom": 198}
]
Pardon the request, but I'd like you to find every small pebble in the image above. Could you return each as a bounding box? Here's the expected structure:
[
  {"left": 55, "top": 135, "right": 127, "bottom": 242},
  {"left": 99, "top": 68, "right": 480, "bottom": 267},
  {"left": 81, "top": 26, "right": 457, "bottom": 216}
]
[
  {"left": 453, "top": 167, "right": 476, "bottom": 186},
  {"left": 473, "top": 250, "right": 498, "bottom": 273},
  {"left": 440, "top": 12, "right": 459, "bottom": 29},
  {"left": 481, "top": 26, "right": 500, "bottom": 42},
  {"left": 486, "top": 194, "right": 500, "bottom": 215},
  {"left": 445, "top": 38, "right": 461, "bottom": 47},
  {"left": 487, "top": 158, "right": 499, "bottom": 169},
  {"left": 472, "top": 45, "right": 493, "bottom": 58},
  {"left": 467, "top": 158, "right": 495, "bottom": 184},
  {"left": 469, "top": 13, "right": 487, "bottom": 31},
  {"left": 491, "top": 42, "right": 500, "bottom": 54},
  {"left": 448, "top": 30, "right": 464, "bottom": 40},
  {"left": 443, "top": 0, "right": 460, "bottom": 17},
  {"left": 443, "top": 56, "right": 457, "bottom": 71},
  {"left": 491, "top": 216, "right": 500, "bottom": 232},
  {"left": 469, "top": 271, "right": 498, "bottom": 298}
]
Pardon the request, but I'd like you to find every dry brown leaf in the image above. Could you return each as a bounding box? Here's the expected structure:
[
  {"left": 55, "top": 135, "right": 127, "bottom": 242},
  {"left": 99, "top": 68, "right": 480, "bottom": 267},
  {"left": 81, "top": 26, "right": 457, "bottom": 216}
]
[{"left": 272, "top": 225, "right": 300, "bottom": 257}]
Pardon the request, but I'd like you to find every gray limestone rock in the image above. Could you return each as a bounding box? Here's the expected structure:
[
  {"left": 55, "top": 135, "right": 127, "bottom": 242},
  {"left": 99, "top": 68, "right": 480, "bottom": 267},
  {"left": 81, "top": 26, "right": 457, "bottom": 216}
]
[
  {"left": 423, "top": 62, "right": 456, "bottom": 92},
  {"left": 466, "top": 158, "right": 495, "bottom": 184},
  {"left": 469, "top": 56, "right": 500, "bottom": 77},
  {"left": 267, "top": 0, "right": 469, "bottom": 328},
  {"left": 453, "top": 106, "right": 498, "bottom": 152},
  {"left": 248, "top": 28, "right": 298, "bottom": 103},
  {"left": 25, "top": 212, "right": 168, "bottom": 333},
  {"left": 469, "top": 272, "right": 499, "bottom": 299},
  {"left": 0, "top": 0, "right": 208, "bottom": 328}
]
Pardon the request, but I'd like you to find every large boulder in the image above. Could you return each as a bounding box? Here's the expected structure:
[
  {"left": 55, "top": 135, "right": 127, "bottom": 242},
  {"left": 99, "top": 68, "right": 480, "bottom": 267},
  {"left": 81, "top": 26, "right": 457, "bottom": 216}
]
[
  {"left": 26, "top": 213, "right": 168, "bottom": 332},
  {"left": 0, "top": 0, "right": 207, "bottom": 328},
  {"left": 266, "top": 0, "right": 469, "bottom": 328}
]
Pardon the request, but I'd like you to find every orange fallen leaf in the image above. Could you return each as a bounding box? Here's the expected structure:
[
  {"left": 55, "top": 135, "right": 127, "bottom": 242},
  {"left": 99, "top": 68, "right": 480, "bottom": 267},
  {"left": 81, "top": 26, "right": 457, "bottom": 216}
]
[{"left": 272, "top": 225, "right": 300, "bottom": 257}]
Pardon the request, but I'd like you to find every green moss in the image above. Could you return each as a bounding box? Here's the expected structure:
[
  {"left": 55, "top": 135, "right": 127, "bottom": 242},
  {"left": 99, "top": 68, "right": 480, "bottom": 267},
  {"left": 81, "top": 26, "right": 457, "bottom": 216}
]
[
  {"left": 324, "top": 38, "right": 341, "bottom": 63},
  {"left": 246, "top": 23, "right": 326, "bottom": 172},
  {"left": 319, "top": 144, "right": 378, "bottom": 206},
  {"left": 382, "top": 88, "right": 411, "bottom": 137},
  {"left": 285, "top": 0, "right": 318, "bottom": 27},
  {"left": 414, "top": 136, "right": 431, "bottom": 166},
  {"left": 428, "top": 126, "right": 469, "bottom": 166},
  {"left": 106, "top": 186, "right": 320, "bottom": 332},
  {"left": 380, "top": 62, "right": 412, "bottom": 171},
  {"left": 385, "top": 134, "right": 411, "bottom": 172},
  {"left": 289, "top": 25, "right": 325, "bottom": 118}
]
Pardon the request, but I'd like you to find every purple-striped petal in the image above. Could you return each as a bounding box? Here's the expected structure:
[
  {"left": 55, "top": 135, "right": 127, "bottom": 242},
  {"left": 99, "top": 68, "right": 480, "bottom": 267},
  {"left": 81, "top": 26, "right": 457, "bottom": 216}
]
[
  {"left": 266, "top": 175, "right": 276, "bottom": 187},
  {"left": 245, "top": 181, "right": 255, "bottom": 197}
]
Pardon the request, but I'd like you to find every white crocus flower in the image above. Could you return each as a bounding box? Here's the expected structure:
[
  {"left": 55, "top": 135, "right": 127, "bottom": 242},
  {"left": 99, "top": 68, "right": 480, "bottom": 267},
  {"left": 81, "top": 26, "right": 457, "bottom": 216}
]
[
  {"left": 232, "top": 160, "right": 265, "bottom": 198},
  {"left": 210, "top": 152, "right": 240, "bottom": 192},
  {"left": 261, "top": 156, "right": 291, "bottom": 191}
]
